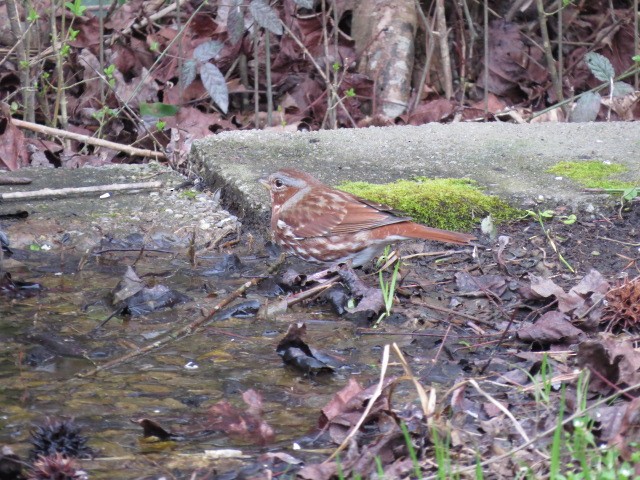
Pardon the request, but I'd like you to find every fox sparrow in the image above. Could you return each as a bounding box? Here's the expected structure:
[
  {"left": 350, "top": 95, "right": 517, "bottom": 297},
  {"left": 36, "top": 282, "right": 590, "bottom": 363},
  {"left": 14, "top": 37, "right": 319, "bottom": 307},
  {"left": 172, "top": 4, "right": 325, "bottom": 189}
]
[{"left": 260, "top": 169, "right": 476, "bottom": 267}]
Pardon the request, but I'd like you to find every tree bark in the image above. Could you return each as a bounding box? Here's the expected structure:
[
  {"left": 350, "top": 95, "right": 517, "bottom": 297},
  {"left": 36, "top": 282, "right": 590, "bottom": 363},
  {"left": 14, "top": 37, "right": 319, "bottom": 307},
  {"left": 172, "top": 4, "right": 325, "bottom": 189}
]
[{"left": 352, "top": 0, "right": 417, "bottom": 118}]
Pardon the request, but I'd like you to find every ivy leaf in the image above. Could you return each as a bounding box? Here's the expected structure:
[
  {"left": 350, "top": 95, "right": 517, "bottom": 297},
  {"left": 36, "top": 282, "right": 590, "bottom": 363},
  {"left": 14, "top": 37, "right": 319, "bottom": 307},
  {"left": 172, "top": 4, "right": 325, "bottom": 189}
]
[
  {"left": 570, "top": 91, "right": 601, "bottom": 122},
  {"left": 194, "top": 40, "right": 224, "bottom": 62},
  {"left": 293, "top": 0, "right": 315, "bottom": 8},
  {"left": 584, "top": 52, "right": 615, "bottom": 82},
  {"left": 201, "top": 63, "right": 229, "bottom": 114},
  {"left": 249, "top": 0, "right": 283, "bottom": 35},
  {"left": 622, "top": 187, "right": 639, "bottom": 202},
  {"left": 180, "top": 59, "right": 197, "bottom": 87},
  {"left": 612, "top": 81, "right": 635, "bottom": 98},
  {"left": 227, "top": 0, "right": 245, "bottom": 44}
]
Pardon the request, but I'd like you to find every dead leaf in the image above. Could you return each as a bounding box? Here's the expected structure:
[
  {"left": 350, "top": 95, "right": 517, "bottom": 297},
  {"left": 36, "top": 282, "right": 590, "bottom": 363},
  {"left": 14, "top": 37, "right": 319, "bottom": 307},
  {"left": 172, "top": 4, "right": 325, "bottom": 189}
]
[
  {"left": 517, "top": 311, "right": 585, "bottom": 345},
  {"left": 206, "top": 389, "right": 275, "bottom": 445},
  {"left": 577, "top": 336, "right": 640, "bottom": 394}
]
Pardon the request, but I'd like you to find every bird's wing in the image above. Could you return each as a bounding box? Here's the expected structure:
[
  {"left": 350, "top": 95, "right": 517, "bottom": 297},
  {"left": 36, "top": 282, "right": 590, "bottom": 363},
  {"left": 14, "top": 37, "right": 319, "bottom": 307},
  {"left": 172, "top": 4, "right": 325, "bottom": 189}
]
[{"left": 279, "top": 187, "right": 408, "bottom": 238}]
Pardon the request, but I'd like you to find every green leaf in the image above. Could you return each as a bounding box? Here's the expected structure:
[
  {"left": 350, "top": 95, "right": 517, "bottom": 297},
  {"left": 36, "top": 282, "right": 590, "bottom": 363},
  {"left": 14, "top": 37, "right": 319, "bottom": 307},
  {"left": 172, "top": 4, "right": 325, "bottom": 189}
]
[
  {"left": 27, "top": 8, "right": 39, "bottom": 21},
  {"left": 622, "top": 187, "right": 639, "bottom": 201},
  {"left": 561, "top": 214, "right": 577, "bottom": 225},
  {"left": 140, "top": 102, "right": 180, "bottom": 118},
  {"left": 65, "top": 0, "right": 87, "bottom": 16},
  {"left": 584, "top": 52, "right": 615, "bottom": 81}
]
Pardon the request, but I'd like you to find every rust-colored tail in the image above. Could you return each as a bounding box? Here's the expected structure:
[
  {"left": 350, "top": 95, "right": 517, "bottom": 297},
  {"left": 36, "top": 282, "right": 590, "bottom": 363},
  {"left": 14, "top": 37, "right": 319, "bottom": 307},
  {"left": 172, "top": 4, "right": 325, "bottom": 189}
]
[{"left": 383, "top": 221, "right": 476, "bottom": 245}]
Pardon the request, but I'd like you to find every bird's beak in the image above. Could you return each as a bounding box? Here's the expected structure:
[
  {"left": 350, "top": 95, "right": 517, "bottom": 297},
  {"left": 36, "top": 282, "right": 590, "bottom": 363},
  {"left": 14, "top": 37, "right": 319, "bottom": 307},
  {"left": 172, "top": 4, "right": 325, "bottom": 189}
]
[{"left": 259, "top": 177, "right": 269, "bottom": 189}]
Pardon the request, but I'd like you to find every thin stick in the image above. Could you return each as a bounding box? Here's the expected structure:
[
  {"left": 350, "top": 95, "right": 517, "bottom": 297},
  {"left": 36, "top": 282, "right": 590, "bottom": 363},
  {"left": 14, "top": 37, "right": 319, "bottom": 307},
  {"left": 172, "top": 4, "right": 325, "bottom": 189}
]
[
  {"left": 422, "top": 300, "right": 496, "bottom": 328},
  {"left": 468, "top": 378, "right": 531, "bottom": 444},
  {"left": 1, "top": 181, "right": 163, "bottom": 201},
  {"left": 435, "top": 0, "right": 453, "bottom": 99},
  {"left": 536, "top": 0, "right": 565, "bottom": 116},
  {"left": 392, "top": 343, "right": 434, "bottom": 419},
  {"left": 11, "top": 119, "right": 166, "bottom": 160}
]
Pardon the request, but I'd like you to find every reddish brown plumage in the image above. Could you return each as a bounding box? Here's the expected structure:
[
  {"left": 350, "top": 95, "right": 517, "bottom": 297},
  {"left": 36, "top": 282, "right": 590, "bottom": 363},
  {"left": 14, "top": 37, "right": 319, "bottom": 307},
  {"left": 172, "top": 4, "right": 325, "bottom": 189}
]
[{"left": 261, "top": 169, "right": 476, "bottom": 266}]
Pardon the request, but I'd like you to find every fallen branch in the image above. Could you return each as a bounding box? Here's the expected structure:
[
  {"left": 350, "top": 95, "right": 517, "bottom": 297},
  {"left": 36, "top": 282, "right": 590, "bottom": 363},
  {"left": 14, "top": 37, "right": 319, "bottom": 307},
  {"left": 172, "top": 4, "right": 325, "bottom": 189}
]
[
  {"left": 11, "top": 118, "right": 167, "bottom": 160},
  {"left": 0, "top": 181, "right": 163, "bottom": 202},
  {"left": 0, "top": 176, "right": 32, "bottom": 185}
]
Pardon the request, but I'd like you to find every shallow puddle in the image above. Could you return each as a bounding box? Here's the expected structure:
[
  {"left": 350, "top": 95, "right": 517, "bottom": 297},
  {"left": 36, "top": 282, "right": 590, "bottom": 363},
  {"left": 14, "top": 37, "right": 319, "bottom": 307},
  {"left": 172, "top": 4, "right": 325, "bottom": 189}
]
[{"left": 0, "top": 246, "right": 408, "bottom": 478}]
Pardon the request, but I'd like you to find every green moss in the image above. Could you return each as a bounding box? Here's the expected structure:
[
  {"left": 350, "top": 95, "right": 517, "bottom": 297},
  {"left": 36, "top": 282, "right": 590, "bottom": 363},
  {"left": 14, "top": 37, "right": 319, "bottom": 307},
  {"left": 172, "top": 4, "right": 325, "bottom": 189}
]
[
  {"left": 338, "top": 177, "right": 521, "bottom": 231},
  {"left": 546, "top": 161, "right": 634, "bottom": 189},
  {"left": 180, "top": 189, "right": 198, "bottom": 200}
]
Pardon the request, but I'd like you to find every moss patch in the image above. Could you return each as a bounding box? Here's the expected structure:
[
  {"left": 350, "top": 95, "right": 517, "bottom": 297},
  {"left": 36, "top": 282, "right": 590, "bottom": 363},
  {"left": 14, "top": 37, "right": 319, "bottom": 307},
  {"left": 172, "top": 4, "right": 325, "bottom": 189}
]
[
  {"left": 180, "top": 189, "right": 198, "bottom": 200},
  {"left": 338, "top": 177, "right": 521, "bottom": 231},
  {"left": 547, "top": 161, "right": 633, "bottom": 189}
]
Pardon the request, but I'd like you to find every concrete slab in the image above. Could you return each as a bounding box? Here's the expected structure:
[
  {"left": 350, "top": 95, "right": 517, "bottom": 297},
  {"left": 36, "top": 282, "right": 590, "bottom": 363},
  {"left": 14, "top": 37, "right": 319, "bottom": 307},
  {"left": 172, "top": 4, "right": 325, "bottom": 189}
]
[
  {"left": 0, "top": 164, "right": 239, "bottom": 252},
  {"left": 189, "top": 122, "right": 640, "bottom": 228}
]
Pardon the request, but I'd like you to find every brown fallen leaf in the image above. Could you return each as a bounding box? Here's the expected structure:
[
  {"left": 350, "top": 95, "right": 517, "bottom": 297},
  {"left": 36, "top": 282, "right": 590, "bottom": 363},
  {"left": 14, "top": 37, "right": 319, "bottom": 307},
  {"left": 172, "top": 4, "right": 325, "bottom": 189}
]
[
  {"left": 577, "top": 335, "right": 640, "bottom": 394},
  {"left": 206, "top": 389, "right": 275, "bottom": 446},
  {"left": 517, "top": 311, "right": 585, "bottom": 346}
]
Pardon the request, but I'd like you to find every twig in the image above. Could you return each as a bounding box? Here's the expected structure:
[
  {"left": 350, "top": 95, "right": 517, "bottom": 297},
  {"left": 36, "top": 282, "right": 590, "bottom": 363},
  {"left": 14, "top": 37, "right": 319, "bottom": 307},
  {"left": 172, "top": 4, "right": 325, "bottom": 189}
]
[
  {"left": 391, "top": 343, "right": 434, "bottom": 419},
  {"left": 468, "top": 378, "right": 533, "bottom": 446},
  {"left": 596, "top": 235, "right": 640, "bottom": 247},
  {"left": 0, "top": 176, "right": 32, "bottom": 185},
  {"left": 535, "top": 0, "right": 565, "bottom": 116},
  {"left": 77, "top": 255, "right": 285, "bottom": 377},
  {"left": 280, "top": 22, "right": 357, "bottom": 128},
  {"left": 119, "top": 0, "right": 190, "bottom": 36},
  {"left": 422, "top": 299, "right": 496, "bottom": 328},
  {"left": 285, "top": 278, "right": 339, "bottom": 307},
  {"left": 0, "top": 181, "right": 163, "bottom": 202},
  {"left": 434, "top": 0, "right": 453, "bottom": 99},
  {"left": 11, "top": 118, "right": 166, "bottom": 160}
]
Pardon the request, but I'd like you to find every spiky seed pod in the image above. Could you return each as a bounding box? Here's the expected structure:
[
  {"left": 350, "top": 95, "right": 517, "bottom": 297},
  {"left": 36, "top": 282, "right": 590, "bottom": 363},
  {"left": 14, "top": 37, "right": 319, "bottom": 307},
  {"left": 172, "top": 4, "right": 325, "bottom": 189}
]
[
  {"left": 29, "top": 419, "right": 92, "bottom": 461},
  {"left": 27, "top": 453, "right": 87, "bottom": 480},
  {"left": 602, "top": 276, "right": 640, "bottom": 332}
]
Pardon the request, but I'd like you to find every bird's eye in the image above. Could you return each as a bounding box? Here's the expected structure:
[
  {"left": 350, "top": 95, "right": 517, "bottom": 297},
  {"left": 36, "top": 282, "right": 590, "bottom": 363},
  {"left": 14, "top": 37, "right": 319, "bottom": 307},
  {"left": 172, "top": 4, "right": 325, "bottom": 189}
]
[{"left": 274, "top": 179, "right": 284, "bottom": 188}]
